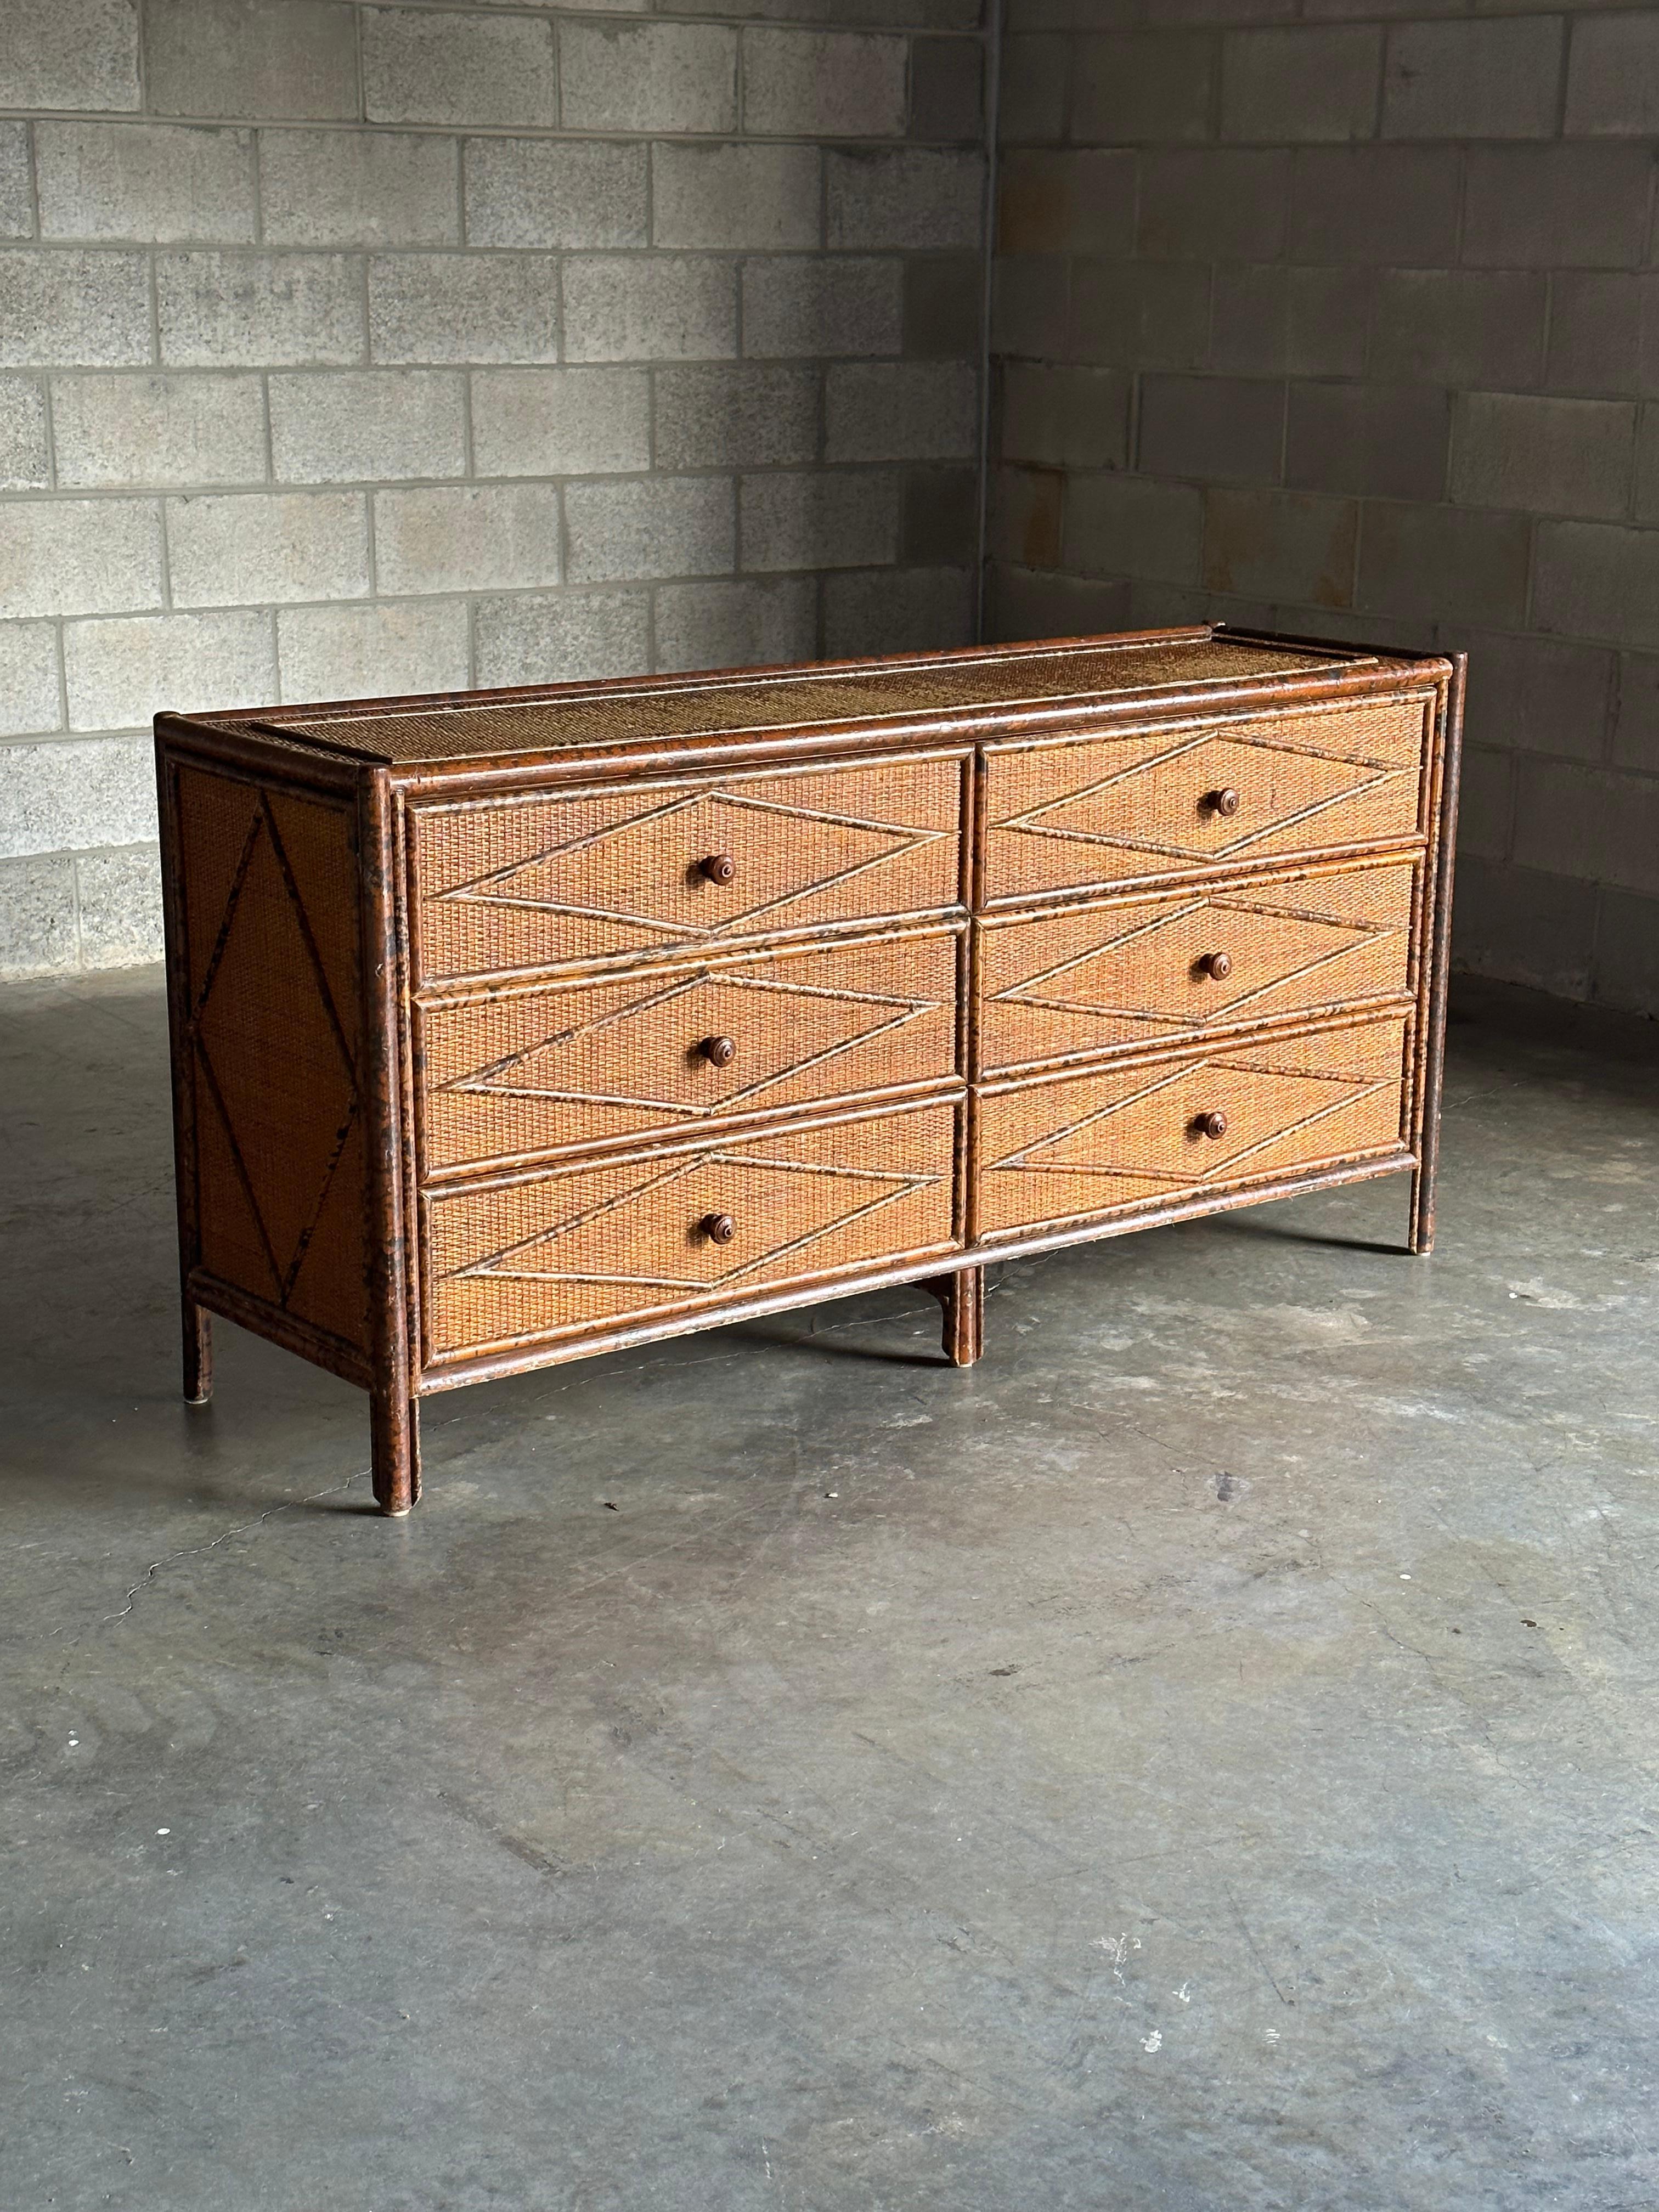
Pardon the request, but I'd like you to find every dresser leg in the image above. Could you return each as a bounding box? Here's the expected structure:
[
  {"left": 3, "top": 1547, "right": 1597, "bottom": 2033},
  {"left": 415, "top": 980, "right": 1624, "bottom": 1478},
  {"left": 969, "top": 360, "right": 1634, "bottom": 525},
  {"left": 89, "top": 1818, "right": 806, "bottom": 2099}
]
[
  {"left": 371, "top": 1387, "right": 422, "bottom": 1516},
  {"left": 926, "top": 1266, "right": 984, "bottom": 1367},
  {"left": 1408, "top": 1165, "right": 1435, "bottom": 1257},
  {"left": 182, "top": 1299, "right": 213, "bottom": 1404}
]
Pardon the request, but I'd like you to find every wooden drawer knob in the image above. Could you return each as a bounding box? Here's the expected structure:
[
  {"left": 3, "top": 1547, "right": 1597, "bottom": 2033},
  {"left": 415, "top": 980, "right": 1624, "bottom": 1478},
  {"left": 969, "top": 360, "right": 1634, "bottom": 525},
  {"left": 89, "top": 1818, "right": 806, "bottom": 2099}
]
[
  {"left": 1195, "top": 1110, "right": 1228, "bottom": 1139},
  {"left": 699, "top": 1034, "right": 736, "bottom": 1067},
  {"left": 1204, "top": 787, "right": 1241, "bottom": 818},
  {"left": 701, "top": 1212, "right": 737, "bottom": 1244},
  {"left": 1199, "top": 951, "right": 1233, "bottom": 980},
  {"left": 698, "top": 852, "right": 737, "bottom": 884}
]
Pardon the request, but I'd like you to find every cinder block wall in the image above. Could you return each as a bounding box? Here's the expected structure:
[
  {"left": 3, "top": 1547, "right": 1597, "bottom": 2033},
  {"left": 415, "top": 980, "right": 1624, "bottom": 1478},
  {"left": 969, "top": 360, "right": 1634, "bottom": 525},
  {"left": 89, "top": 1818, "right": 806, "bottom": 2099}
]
[
  {"left": 0, "top": 0, "right": 986, "bottom": 976},
  {"left": 989, "top": 1, "right": 1659, "bottom": 1019}
]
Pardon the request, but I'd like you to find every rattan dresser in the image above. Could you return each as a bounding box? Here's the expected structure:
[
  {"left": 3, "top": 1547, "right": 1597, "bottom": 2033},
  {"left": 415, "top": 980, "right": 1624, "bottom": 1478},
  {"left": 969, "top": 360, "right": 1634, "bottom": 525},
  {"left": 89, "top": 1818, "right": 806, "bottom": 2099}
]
[{"left": 155, "top": 626, "right": 1463, "bottom": 1515}]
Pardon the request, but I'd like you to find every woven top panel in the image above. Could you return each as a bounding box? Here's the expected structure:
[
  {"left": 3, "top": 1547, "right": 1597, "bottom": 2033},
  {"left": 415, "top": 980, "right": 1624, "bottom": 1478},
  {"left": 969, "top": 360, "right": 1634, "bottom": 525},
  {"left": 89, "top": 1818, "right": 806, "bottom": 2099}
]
[{"left": 244, "top": 634, "right": 1380, "bottom": 766}]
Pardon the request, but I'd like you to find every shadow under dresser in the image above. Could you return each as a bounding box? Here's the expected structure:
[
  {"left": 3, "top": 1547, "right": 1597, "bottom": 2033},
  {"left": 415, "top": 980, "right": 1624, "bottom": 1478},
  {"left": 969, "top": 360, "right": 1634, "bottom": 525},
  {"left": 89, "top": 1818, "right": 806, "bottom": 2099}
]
[{"left": 154, "top": 624, "right": 1464, "bottom": 1515}]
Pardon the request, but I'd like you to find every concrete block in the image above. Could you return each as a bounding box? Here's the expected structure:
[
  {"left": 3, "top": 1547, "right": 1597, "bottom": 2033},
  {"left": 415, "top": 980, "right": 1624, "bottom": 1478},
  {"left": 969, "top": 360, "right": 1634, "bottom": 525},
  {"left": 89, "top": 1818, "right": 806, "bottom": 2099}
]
[
  {"left": 369, "top": 254, "right": 556, "bottom": 365},
  {"left": 1370, "top": 271, "right": 1547, "bottom": 388},
  {"left": 562, "top": 257, "right": 735, "bottom": 364},
  {"left": 653, "top": 364, "right": 817, "bottom": 470},
  {"left": 374, "top": 484, "right": 562, "bottom": 597},
  {"left": 0, "top": 499, "right": 161, "bottom": 620},
  {"left": 1450, "top": 854, "right": 1596, "bottom": 1000},
  {"left": 1384, "top": 19, "right": 1563, "bottom": 140},
  {"left": 145, "top": 0, "right": 356, "bottom": 122},
  {"left": 270, "top": 370, "right": 466, "bottom": 484},
  {"left": 823, "top": 566, "right": 973, "bottom": 657},
  {"left": 473, "top": 368, "right": 650, "bottom": 478},
  {"left": 567, "top": 476, "right": 736, "bottom": 581},
  {"left": 740, "top": 469, "right": 899, "bottom": 572},
  {"left": 1453, "top": 746, "right": 1513, "bottom": 862},
  {"left": 0, "top": 0, "right": 139, "bottom": 112},
  {"left": 742, "top": 29, "right": 906, "bottom": 136},
  {"left": 1535, "top": 519, "right": 1659, "bottom": 648},
  {"left": 993, "top": 253, "right": 1069, "bottom": 360},
  {"left": 157, "top": 251, "right": 363, "bottom": 368},
  {"left": 1634, "top": 405, "right": 1659, "bottom": 523},
  {"left": 0, "top": 126, "right": 29, "bottom": 241},
  {"left": 0, "top": 623, "right": 63, "bottom": 737},
  {"left": 0, "top": 733, "right": 154, "bottom": 856},
  {"left": 1202, "top": 487, "right": 1357, "bottom": 607},
  {"left": 903, "top": 256, "right": 981, "bottom": 360},
  {"left": 1139, "top": 374, "right": 1285, "bottom": 486},
  {"left": 1286, "top": 146, "right": 1459, "bottom": 265},
  {"left": 1454, "top": 392, "right": 1635, "bottom": 520},
  {"left": 464, "top": 139, "right": 647, "bottom": 251},
  {"left": 1070, "top": 259, "right": 1211, "bottom": 371},
  {"left": 1222, "top": 26, "right": 1381, "bottom": 143},
  {"left": 36, "top": 122, "right": 254, "bottom": 245},
  {"left": 910, "top": 39, "right": 984, "bottom": 142},
  {"left": 653, "top": 578, "right": 817, "bottom": 674},
  {"left": 998, "top": 150, "right": 1133, "bottom": 256},
  {"left": 475, "top": 589, "right": 650, "bottom": 686},
  {"left": 1137, "top": 150, "right": 1289, "bottom": 261},
  {"left": 905, "top": 464, "right": 979, "bottom": 564},
  {"left": 1592, "top": 886, "right": 1659, "bottom": 1017},
  {"left": 0, "top": 249, "right": 150, "bottom": 369},
  {"left": 826, "top": 362, "right": 977, "bottom": 462},
  {"left": 166, "top": 490, "right": 369, "bottom": 610},
  {"left": 1286, "top": 381, "right": 1449, "bottom": 502},
  {"left": 1075, "top": 33, "right": 1214, "bottom": 144},
  {"left": 1357, "top": 502, "right": 1531, "bottom": 627},
  {"left": 52, "top": 372, "right": 266, "bottom": 487},
  {"left": 1514, "top": 760, "right": 1659, "bottom": 898},
  {"left": 278, "top": 599, "right": 470, "bottom": 703},
  {"left": 363, "top": 7, "right": 556, "bottom": 129},
  {"left": 0, "top": 377, "right": 50, "bottom": 489},
  {"left": 999, "top": 36, "right": 1069, "bottom": 143},
  {"left": 652, "top": 144, "right": 820, "bottom": 253},
  {"left": 985, "top": 562, "right": 1133, "bottom": 645},
  {"left": 1566, "top": 14, "right": 1659, "bottom": 138},
  {"left": 1000, "top": 362, "right": 1129, "bottom": 469},
  {"left": 1464, "top": 146, "right": 1652, "bottom": 270},
  {"left": 1062, "top": 473, "right": 1203, "bottom": 585},
  {"left": 743, "top": 257, "right": 903, "bottom": 359},
  {"left": 1545, "top": 273, "right": 1659, "bottom": 397},
  {"left": 76, "top": 843, "right": 162, "bottom": 968},
  {"left": 0, "top": 854, "right": 77, "bottom": 977},
  {"left": 1210, "top": 266, "right": 1369, "bottom": 378},
  {"left": 261, "top": 131, "right": 460, "bottom": 250},
  {"left": 560, "top": 22, "right": 737, "bottom": 134},
  {"left": 989, "top": 464, "right": 1062, "bottom": 569},
  {"left": 1460, "top": 630, "right": 1612, "bottom": 761},
  {"left": 64, "top": 608, "right": 274, "bottom": 730},
  {"left": 1612, "top": 650, "right": 1659, "bottom": 770},
  {"left": 827, "top": 150, "right": 984, "bottom": 251}
]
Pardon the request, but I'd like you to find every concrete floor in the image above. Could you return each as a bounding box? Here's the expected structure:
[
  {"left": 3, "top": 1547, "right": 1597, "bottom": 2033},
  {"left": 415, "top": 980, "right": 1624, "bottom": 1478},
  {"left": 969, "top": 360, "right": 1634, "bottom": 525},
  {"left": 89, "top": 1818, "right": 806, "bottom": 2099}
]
[{"left": 2, "top": 969, "right": 1657, "bottom": 2212}]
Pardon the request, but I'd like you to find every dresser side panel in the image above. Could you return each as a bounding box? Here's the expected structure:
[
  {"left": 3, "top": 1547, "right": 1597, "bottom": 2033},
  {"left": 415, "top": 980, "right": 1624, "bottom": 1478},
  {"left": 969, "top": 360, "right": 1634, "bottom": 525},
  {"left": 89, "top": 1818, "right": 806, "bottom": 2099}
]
[{"left": 161, "top": 749, "right": 373, "bottom": 1367}]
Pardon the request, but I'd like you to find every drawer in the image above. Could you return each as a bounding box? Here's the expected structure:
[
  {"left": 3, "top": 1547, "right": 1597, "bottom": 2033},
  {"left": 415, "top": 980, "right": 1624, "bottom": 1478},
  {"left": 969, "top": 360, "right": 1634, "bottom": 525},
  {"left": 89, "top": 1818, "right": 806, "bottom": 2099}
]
[
  {"left": 975, "top": 1015, "right": 1409, "bottom": 1242},
  {"left": 417, "top": 926, "right": 962, "bottom": 1172},
  {"left": 977, "top": 857, "right": 1415, "bottom": 1076},
  {"left": 410, "top": 753, "right": 963, "bottom": 983},
  {"left": 983, "top": 695, "right": 1428, "bottom": 903},
  {"left": 422, "top": 1099, "right": 961, "bottom": 1360}
]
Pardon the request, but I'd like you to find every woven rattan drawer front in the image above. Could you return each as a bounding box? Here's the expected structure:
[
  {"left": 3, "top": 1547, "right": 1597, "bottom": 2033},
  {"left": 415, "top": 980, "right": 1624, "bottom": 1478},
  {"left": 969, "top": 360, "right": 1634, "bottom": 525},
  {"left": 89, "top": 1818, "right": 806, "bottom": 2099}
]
[
  {"left": 983, "top": 695, "right": 1428, "bottom": 902},
  {"left": 417, "top": 926, "right": 962, "bottom": 1172},
  {"left": 422, "top": 1099, "right": 960, "bottom": 1359},
  {"left": 410, "top": 754, "right": 963, "bottom": 983},
  {"left": 977, "top": 857, "right": 1415, "bottom": 1076},
  {"left": 975, "top": 1015, "right": 1410, "bottom": 1241}
]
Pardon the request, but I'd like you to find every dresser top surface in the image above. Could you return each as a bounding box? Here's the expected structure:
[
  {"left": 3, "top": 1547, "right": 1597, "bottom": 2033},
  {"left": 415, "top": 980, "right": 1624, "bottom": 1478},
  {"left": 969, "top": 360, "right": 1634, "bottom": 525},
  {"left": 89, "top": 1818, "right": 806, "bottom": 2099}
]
[{"left": 195, "top": 628, "right": 1436, "bottom": 770}]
